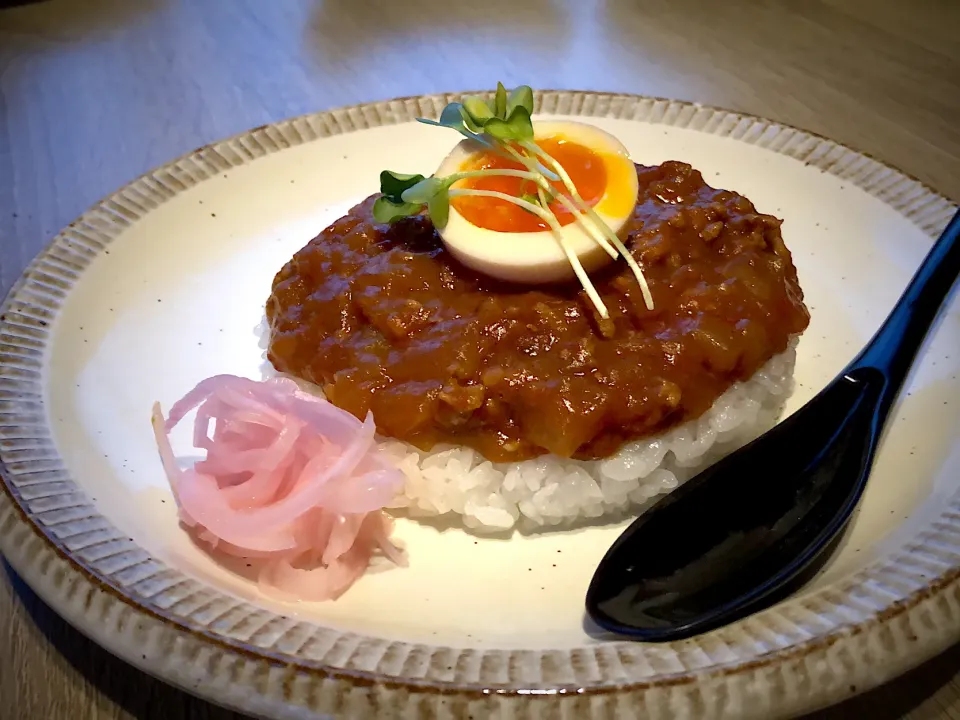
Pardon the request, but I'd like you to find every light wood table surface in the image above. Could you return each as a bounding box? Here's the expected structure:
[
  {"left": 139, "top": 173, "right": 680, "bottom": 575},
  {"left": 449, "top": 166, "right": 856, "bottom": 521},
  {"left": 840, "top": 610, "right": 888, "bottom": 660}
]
[{"left": 2, "top": 1, "right": 959, "bottom": 718}]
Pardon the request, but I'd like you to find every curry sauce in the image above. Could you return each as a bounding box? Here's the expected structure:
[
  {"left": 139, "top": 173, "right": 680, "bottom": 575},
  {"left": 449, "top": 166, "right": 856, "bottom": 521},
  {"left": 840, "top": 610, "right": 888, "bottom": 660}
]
[{"left": 266, "top": 162, "right": 810, "bottom": 462}]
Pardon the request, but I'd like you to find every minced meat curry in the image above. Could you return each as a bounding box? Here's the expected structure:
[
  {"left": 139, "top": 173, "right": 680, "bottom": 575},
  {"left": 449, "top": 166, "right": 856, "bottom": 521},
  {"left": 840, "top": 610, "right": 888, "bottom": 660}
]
[{"left": 266, "top": 161, "right": 810, "bottom": 462}]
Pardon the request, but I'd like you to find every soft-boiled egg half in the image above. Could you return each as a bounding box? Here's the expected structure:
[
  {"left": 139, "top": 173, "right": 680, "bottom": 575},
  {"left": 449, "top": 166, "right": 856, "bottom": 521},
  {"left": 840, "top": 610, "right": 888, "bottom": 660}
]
[{"left": 434, "top": 120, "right": 639, "bottom": 284}]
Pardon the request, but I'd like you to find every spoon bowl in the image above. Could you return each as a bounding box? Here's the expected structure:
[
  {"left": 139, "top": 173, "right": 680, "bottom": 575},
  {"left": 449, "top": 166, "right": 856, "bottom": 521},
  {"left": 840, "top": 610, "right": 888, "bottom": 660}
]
[
  {"left": 587, "top": 209, "right": 960, "bottom": 641},
  {"left": 587, "top": 368, "right": 881, "bottom": 638}
]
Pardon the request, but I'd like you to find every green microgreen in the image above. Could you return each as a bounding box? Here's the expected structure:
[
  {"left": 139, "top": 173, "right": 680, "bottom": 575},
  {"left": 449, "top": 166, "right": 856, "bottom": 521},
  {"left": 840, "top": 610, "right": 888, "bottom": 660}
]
[
  {"left": 375, "top": 82, "right": 655, "bottom": 320},
  {"left": 400, "top": 177, "right": 447, "bottom": 205},
  {"left": 372, "top": 170, "right": 428, "bottom": 224},
  {"left": 483, "top": 106, "right": 534, "bottom": 143},
  {"left": 462, "top": 96, "right": 494, "bottom": 124},
  {"left": 417, "top": 102, "right": 491, "bottom": 147},
  {"left": 427, "top": 191, "right": 449, "bottom": 230},
  {"left": 459, "top": 83, "right": 535, "bottom": 143},
  {"left": 519, "top": 192, "right": 541, "bottom": 210},
  {"left": 493, "top": 81, "right": 508, "bottom": 118},
  {"left": 506, "top": 85, "right": 534, "bottom": 118},
  {"left": 380, "top": 170, "right": 425, "bottom": 199}
]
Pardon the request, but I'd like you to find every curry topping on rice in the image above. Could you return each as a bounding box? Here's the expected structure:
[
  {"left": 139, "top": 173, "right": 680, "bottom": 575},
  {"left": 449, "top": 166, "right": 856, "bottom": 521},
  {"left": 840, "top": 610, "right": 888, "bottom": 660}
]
[{"left": 266, "top": 161, "right": 810, "bottom": 463}]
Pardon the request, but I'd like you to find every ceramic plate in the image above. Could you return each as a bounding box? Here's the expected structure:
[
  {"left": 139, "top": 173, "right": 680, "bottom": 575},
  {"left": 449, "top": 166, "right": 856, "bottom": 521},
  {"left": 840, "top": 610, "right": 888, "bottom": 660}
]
[{"left": 1, "top": 91, "right": 958, "bottom": 720}]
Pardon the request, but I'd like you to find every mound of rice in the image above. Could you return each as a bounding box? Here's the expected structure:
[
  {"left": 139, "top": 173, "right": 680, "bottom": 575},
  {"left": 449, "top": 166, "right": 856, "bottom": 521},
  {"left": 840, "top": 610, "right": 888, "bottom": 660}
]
[{"left": 258, "top": 320, "right": 797, "bottom": 533}]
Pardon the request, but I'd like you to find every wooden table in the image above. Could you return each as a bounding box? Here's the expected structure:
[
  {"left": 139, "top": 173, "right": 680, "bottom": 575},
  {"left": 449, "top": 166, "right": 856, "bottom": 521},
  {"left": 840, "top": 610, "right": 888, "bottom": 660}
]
[{"left": 2, "top": 1, "right": 959, "bottom": 717}]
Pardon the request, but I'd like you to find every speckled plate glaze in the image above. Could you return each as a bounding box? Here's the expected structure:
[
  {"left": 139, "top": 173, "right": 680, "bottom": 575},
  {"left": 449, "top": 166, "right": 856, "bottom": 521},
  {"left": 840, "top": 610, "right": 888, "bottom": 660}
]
[{"left": 1, "top": 91, "right": 958, "bottom": 720}]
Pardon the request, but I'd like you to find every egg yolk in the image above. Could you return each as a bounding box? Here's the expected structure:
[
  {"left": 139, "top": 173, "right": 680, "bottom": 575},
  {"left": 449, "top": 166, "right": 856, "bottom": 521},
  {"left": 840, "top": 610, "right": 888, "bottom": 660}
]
[{"left": 451, "top": 137, "right": 608, "bottom": 233}]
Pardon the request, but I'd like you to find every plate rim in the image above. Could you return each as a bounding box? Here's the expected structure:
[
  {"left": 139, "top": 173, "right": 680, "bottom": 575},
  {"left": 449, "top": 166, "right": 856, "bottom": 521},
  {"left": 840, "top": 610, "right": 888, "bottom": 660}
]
[{"left": 1, "top": 88, "right": 959, "bottom": 719}]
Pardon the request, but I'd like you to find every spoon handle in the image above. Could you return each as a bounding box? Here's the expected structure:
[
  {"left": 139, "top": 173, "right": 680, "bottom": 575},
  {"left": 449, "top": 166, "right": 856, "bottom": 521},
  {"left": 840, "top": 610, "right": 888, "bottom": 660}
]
[{"left": 848, "top": 208, "right": 960, "bottom": 422}]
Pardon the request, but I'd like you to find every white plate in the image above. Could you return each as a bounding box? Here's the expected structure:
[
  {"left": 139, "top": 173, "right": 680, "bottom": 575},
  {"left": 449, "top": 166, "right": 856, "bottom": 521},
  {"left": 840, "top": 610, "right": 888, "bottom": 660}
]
[{"left": 1, "top": 91, "right": 958, "bottom": 719}]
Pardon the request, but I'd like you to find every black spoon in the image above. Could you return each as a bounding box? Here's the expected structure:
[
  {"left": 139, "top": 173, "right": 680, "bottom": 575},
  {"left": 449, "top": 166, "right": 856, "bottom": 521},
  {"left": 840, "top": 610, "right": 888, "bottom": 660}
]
[{"left": 586, "top": 208, "right": 960, "bottom": 641}]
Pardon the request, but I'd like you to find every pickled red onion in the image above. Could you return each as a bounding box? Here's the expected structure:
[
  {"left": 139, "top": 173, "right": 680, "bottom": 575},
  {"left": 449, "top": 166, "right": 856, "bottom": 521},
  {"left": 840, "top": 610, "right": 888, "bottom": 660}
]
[{"left": 151, "top": 374, "right": 406, "bottom": 601}]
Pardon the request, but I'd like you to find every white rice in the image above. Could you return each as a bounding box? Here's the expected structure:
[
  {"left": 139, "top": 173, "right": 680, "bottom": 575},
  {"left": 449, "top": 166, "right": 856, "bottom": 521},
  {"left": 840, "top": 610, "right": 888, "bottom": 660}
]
[{"left": 257, "top": 319, "right": 797, "bottom": 533}]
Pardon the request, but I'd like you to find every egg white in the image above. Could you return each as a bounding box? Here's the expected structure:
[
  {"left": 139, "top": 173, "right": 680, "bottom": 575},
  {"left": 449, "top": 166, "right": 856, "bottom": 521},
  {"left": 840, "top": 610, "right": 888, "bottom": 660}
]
[{"left": 434, "top": 120, "right": 639, "bottom": 284}]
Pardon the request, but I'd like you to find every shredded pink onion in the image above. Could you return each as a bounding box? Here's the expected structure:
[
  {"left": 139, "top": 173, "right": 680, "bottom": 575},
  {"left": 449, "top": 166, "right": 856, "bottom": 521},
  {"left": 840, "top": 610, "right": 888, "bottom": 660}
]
[{"left": 151, "top": 374, "right": 406, "bottom": 601}]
